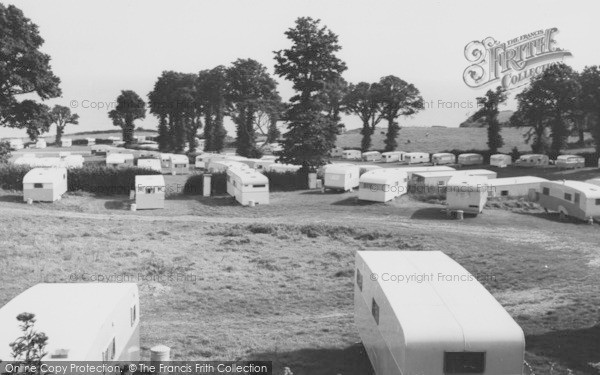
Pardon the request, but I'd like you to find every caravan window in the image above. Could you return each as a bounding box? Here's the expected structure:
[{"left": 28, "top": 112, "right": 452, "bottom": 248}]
[
  {"left": 34, "top": 183, "right": 43, "bottom": 189},
  {"left": 371, "top": 298, "right": 379, "bottom": 325},
  {"left": 356, "top": 269, "right": 363, "bottom": 291},
  {"left": 131, "top": 304, "right": 137, "bottom": 326},
  {"left": 574, "top": 193, "right": 580, "bottom": 204},
  {"left": 564, "top": 193, "right": 572, "bottom": 201},
  {"left": 253, "top": 184, "right": 266, "bottom": 188},
  {"left": 542, "top": 187, "right": 550, "bottom": 196},
  {"left": 444, "top": 352, "right": 485, "bottom": 374},
  {"left": 501, "top": 190, "right": 508, "bottom": 196},
  {"left": 596, "top": 199, "right": 600, "bottom": 205}
]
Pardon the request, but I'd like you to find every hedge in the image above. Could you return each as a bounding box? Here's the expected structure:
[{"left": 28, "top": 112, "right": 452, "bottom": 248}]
[
  {"left": 0, "top": 164, "right": 161, "bottom": 195},
  {"left": 183, "top": 170, "right": 308, "bottom": 196}
]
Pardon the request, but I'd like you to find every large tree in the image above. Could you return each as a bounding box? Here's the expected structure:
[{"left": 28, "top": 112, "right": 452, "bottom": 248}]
[
  {"left": 274, "top": 17, "right": 347, "bottom": 170},
  {"left": 580, "top": 66, "right": 600, "bottom": 152},
  {"left": 13, "top": 100, "right": 52, "bottom": 141},
  {"left": 226, "top": 59, "right": 280, "bottom": 158},
  {"left": 319, "top": 77, "right": 349, "bottom": 134},
  {"left": 49, "top": 105, "right": 79, "bottom": 144},
  {"left": 472, "top": 86, "right": 507, "bottom": 154},
  {"left": 108, "top": 90, "right": 146, "bottom": 145},
  {"left": 512, "top": 64, "right": 580, "bottom": 156},
  {"left": 343, "top": 82, "right": 384, "bottom": 152},
  {"left": 0, "top": 4, "right": 61, "bottom": 130},
  {"left": 197, "top": 67, "right": 228, "bottom": 152},
  {"left": 378, "top": 76, "right": 424, "bottom": 152}
]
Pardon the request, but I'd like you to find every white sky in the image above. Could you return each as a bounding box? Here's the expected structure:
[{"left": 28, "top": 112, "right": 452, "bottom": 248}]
[{"left": 1, "top": 0, "right": 598, "bottom": 138}]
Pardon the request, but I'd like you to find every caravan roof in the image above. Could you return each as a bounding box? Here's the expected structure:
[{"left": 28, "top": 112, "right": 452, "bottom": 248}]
[
  {"left": 359, "top": 251, "right": 524, "bottom": 346},
  {"left": 169, "top": 154, "right": 188, "bottom": 163},
  {"left": 487, "top": 176, "right": 547, "bottom": 186},
  {"left": 106, "top": 153, "right": 126, "bottom": 164},
  {"left": 0, "top": 283, "right": 138, "bottom": 361},
  {"left": 360, "top": 168, "right": 406, "bottom": 184},
  {"left": 447, "top": 174, "right": 488, "bottom": 189},
  {"left": 325, "top": 164, "right": 359, "bottom": 174},
  {"left": 550, "top": 180, "right": 600, "bottom": 199},
  {"left": 233, "top": 168, "right": 269, "bottom": 185},
  {"left": 23, "top": 168, "right": 66, "bottom": 184},
  {"left": 135, "top": 174, "right": 165, "bottom": 187}
]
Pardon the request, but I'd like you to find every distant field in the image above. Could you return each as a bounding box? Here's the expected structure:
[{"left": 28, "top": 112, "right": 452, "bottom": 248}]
[{"left": 337, "top": 127, "right": 592, "bottom": 153}]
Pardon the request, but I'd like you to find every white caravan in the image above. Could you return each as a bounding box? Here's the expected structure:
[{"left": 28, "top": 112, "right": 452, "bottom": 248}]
[
  {"left": 585, "top": 178, "right": 600, "bottom": 188},
  {"left": 169, "top": 154, "right": 189, "bottom": 174},
  {"left": 395, "top": 165, "right": 455, "bottom": 180},
  {"left": 362, "top": 151, "right": 382, "bottom": 162},
  {"left": 555, "top": 155, "right": 585, "bottom": 169},
  {"left": 135, "top": 175, "right": 165, "bottom": 209},
  {"left": 411, "top": 170, "right": 467, "bottom": 188},
  {"left": 226, "top": 166, "right": 269, "bottom": 205},
  {"left": 8, "top": 138, "right": 24, "bottom": 150},
  {"left": 538, "top": 180, "right": 600, "bottom": 221},
  {"left": 240, "top": 158, "right": 275, "bottom": 171},
  {"left": 486, "top": 176, "right": 548, "bottom": 198},
  {"left": 106, "top": 153, "right": 127, "bottom": 167},
  {"left": 457, "top": 153, "right": 484, "bottom": 165},
  {"left": 358, "top": 168, "right": 408, "bottom": 202},
  {"left": 404, "top": 152, "right": 430, "bottom": 164},
  {"left": 515, "top": 154, "right": 549, "bottom": 167},
  {"left": 446, "top": 175, "right": 488, "bottom": 215},
  {"left": 35, "top": 139, "right": 47, "bottom": 149},
  {"left": 342, "top": 149, "right": 362, "bottom": 160},
  {"left": 0, "top": 283, "right": 140, "bottom": 362},
  {"left": 359, "top": 165, "right": 382, "bottom": 176},
  {"left": 63, "top": 155, "right": 84, "bottom": 169},
  {"left": 355, "top": 251, "right": 524, "bottom": 375},
  {"left": 330, "top": 147, "right": 344, "bottom": 158},
  {"left": 323, "top": 164, "right": 360, "bottom": 191},
  {"left": 137, "top": 158, "right": 162, "bottom": 173},
  {"left": 23, "top": 168, "right": 68, "bottom": 202},
  {"left": 431, "top": 153, "right": 456, "bottom": 165},
  {"left": 490, "top": 153, "right": 512, "bottom": 167},
  {"left": 381, "top": 151, "right": 405, "bottom": 163},
  {"left": 85, "top": 138, "right": 96, "bottom": 146},
  {"left": 60, "top": 138, "right": 72, "bottom": 147}
]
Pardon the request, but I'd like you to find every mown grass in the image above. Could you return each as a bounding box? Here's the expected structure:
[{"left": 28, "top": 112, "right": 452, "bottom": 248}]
[{"left": 0, "top": 199, "right": 599, "bottom": 374}]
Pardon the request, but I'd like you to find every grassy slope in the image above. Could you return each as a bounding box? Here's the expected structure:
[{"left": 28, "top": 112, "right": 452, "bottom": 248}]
[{"left": 0, "top": 190, "right": 599, "bottom": 374}]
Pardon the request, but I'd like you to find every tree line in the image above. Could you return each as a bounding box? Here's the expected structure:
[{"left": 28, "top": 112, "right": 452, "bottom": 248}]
[{"left": 475, "top": 63, "right": 600, "bottom": 158}]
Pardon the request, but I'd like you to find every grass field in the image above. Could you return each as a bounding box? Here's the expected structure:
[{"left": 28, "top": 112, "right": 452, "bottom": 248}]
[
  {"left": 1, "top": 183, "right": 600, "bottom": 374},
  {"left": 336, "top": 126, "right": 592, "bottom": 153}
]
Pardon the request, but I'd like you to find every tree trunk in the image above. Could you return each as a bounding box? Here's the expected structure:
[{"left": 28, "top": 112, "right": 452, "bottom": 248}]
[{"left": 55, "top": 125, "right": 64, "bottom": 145}]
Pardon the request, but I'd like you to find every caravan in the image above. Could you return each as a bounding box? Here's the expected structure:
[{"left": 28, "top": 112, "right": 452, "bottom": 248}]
[
  {"left": 63, "top": 155, "right": 84, "bottom": 169},
  {"left": 555, "top": 155, "right": 585, "bottom": 169},
  {"left": 446, "top": 175, "right": 488, "bottom": 215},
  {"left": 404, "top": 152, "right": 430, "bottom": 164},
  {"left": 515, "top": 154, "right": 549, "bottom": 167},
  {"left": 8, "top": 139, "right": 24, "bottom": 150},
  {"left": 342, "top": 149, "right": 362, "bottom": 160},
  {"left": 358, "top": 168, "right": 408, "bottom": 202},
  {"left": 240, "top": 158, "right": 275, "bottom": 171},
  {"left": 330, "top": 147, "right": 344, "bottom": 158},
  {"left": 381, "top": 151, "right": 405, "bottom": 163},
  {"left": 169, "top": 154, "right": 189, "bottom": 175},
  {"left": 60, "top": 138, "right": 72, "bottom": 147},
  {"left": 486, "top": 176, "right": 547, "bottom": 198},
  {"left": 538, "top": 180, "right": 600, "bottom": 221},
  {"left": 23, "top": 168, "right": 68, "bottom": 202},
  {"left": 135, "top": 175, "right": 165, "bottom": 209},
  {"left": 267, "top": 163, "right": 302, "bottom": 173},
  {"left": 85, "top": 138, "right": 96, "bottom": 146},
  {"left": 355, "top": 251, "right": 525, "bottom": 375},
  {"left": 137, "top": 158, "right": 162, "bottom": 172},
  {"left": 35, "top": 139, "right": 47, "bottom": 149},
  {"left": 457, "top": 153, "right": 484, "bottom": 166},
  {"left": 323, "top": 164, "right": 360, "bottom": 191},
  {"left": 226, "top": 166, "right": 269, "bottom": 205},
  {"left": 411, "top": 170, "right": 467, "bottom": 188},
  {"left": 431, "top": 153, "right": 455, "bottom": 165},
  {"left": 362, "top": 151, "right": 382, "bottom": 162},
  {"left": 106, "top": 153, "right": 127, "bottom": 168},
  {"left": 463, "top": 169, "right": 497, "bottom": 179},
  {"left": 0, "top": 283, "right": 140, "bottom": 362},
  {"left": 490, "top": 154, "right": 512, "bottom": 167}
]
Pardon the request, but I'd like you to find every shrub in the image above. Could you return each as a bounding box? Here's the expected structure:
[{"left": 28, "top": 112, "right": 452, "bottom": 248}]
[
  {"left": 0, "top": 164, "right": 32, "bottom": 190},
  {"left": 574, "top": 151, "right": 599, "bottom": 167},
  {"left": 183, "top": 172, "right": 227, "bottom": 195},
  {"left": 0, "top": 141, "right": 11, "bottom": 164},
  {"left": 264, "top": 171, "right": 308, "bottom": 191}
]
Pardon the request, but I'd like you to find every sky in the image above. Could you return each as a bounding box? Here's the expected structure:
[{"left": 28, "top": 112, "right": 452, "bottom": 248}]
[{"left": 1, "top": 0, "right": 599, "bottom": 139}]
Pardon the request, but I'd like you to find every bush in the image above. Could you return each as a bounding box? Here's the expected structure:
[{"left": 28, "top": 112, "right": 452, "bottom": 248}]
[
  {"left": 574, "top": 151, "right": 600, "bottom": 167},
  {"left": 264, "top": 171, "right": 308, "bottom": 191},
  {"left": 0, "top": 164, "right": 32, "bottom": 190},
  {"left": 183, "top": 173, "right": 227, "bottom": 195},
  {"left": 0, "top": 141, "right": 11, "bottom": 164}
]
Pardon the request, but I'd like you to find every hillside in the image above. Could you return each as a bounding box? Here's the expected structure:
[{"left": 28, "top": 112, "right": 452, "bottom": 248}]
[{"left": 459, "top": 110, "right": 514, "bottom": 128}]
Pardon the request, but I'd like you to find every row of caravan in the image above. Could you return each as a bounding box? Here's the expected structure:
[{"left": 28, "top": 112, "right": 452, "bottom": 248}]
[
  {"left": 334, "top": 148, "right": 589, "bottom": 169},
  {"left": 14, "top": 154, "right": 84, "bottom": 169}
]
